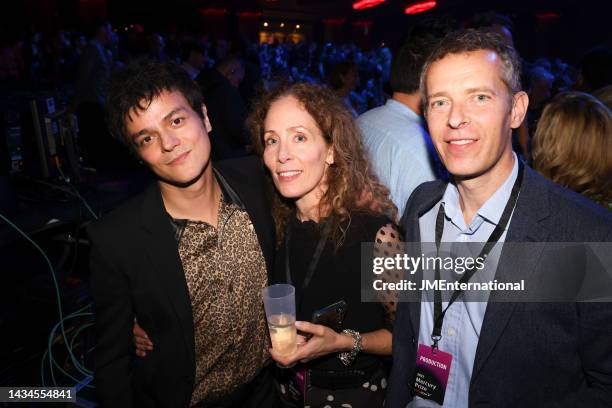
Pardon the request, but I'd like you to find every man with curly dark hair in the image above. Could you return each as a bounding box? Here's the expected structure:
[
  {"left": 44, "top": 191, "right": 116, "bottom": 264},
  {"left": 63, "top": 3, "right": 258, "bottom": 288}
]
[{"left": 89, "top": 59, "right": 278, "bottom": 408}]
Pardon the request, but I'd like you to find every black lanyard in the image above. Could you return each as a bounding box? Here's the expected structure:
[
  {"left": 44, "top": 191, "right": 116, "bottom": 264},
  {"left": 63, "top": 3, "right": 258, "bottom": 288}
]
[
  {"left": 285, "top": 216, "right": 333, "bottom": 308},
  {"left": 431, "top": 161, "right": 524, "bottom": 349}
]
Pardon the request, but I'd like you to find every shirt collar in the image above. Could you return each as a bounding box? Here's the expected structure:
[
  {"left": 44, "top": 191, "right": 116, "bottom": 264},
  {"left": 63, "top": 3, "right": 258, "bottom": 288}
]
[
  {"left": 477, "top": 154, "right": 519, "bottom": 225},
  {"left": 441, "top": 153, "right": 519, "bottom": 230},
  {"left": 165, "top": 167, "right": 235, "bottom": 232},
  {"left": 385, "top": 98, "right": 422, "bottom": 123}
]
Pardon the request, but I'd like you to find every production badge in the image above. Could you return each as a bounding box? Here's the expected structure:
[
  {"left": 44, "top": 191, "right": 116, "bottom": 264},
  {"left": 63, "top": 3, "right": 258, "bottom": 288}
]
[{"left": 413, "top": 343, "right": 452, "bottom": 405}]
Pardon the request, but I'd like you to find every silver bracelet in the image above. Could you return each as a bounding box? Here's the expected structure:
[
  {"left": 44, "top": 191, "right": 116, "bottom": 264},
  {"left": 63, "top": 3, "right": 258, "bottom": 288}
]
[{"left": 338, "top": 329, "right": 362, "bottom": 366}]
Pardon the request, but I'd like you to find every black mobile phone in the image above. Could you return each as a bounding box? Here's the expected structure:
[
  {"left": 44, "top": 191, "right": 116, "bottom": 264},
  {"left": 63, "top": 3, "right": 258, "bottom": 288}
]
[{"left": 311, "top": 300, "right": 348, "bottom": 332}]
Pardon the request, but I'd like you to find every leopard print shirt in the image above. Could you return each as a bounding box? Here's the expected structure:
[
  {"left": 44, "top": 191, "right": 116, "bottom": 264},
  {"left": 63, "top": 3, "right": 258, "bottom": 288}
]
[{"left": 177, "top": 196, "right": 269, "bottom": 406}]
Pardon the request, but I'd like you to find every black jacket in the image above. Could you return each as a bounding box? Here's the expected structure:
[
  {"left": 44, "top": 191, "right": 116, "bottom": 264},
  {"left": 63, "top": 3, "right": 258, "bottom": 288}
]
[{"left": 88, "top": 156, "right": 275, "bottom": 408}]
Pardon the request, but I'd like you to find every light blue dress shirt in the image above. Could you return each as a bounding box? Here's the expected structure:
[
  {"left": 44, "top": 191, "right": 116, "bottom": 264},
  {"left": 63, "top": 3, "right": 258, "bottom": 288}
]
[
  {"left": 357, "top": 99, "right": 438, "bottom": 217},
  {"left": 409, "top": 155, "right": 520, "bottom": 408}
]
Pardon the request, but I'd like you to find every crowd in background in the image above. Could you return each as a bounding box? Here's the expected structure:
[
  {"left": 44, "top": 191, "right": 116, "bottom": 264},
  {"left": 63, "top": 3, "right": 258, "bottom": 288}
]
[
  {"left": 1, "top": 17, "right": 610, "bottom": 114},
  {"left": 0, "top": 24, "right": 390, "bottom": 113},
  {"left": 0, "top": 11, "right": 610, "bottom": 207}
]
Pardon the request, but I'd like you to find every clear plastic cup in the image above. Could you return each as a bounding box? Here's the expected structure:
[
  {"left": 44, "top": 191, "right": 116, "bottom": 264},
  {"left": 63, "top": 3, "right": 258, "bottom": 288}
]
[{"left": 262, "top": 284, "right": 297, "bottom": 357}]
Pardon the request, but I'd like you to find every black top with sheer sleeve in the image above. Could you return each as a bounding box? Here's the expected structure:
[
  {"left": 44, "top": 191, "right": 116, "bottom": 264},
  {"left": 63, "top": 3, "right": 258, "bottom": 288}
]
[{"left": 272, "top": 210, "right": 402, "bottom": 372}]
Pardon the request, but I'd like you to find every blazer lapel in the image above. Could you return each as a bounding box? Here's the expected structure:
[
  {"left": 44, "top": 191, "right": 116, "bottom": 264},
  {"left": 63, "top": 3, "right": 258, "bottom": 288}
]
[
  {"left": 471, "top": 167, "right": 551, "bottom": 381},
  {"left": 139, "top": 183, "right": 196, "bottom": 364}
]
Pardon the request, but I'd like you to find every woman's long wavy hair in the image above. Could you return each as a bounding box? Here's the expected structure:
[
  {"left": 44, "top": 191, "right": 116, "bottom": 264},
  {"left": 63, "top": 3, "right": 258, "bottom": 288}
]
[
  {"left": 532, "top": 92, "right": 612, "bottom": 203},
  {"left": 248, "top": 82, "right": 397, "bottom": 248}
]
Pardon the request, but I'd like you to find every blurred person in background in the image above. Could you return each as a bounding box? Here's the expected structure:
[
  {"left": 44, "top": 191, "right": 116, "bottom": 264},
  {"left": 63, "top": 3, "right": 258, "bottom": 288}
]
[
  {"left": 574, "top": 45, "right": 612, "bottom": 93},
  {"left": 180, "top": 40, "right": 208, "bottom": 80},
  {"left": 357, "top": 20, "right": 451, "bottom": 217},
  {"left": 147, "top": 33, "right": 168, "bottom": 61},
  {"left": 72, "top": 19, "right": 132, "bottom": 169},
  {"left": 593, "top": 85, "right": 612, "bottom": 110},
  {"left": 328, "top": 60, "right": 362, "bottom": 116},
  {"left": 532, "top": 91, "right": 612, "bottom": 209},
  {"left": 196, "top": 56, "right": 250, "bottom": 159}
]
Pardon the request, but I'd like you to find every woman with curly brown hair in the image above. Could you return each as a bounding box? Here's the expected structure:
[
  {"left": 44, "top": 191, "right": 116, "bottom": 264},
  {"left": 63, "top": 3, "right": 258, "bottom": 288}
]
[
  {"left": 532, "top": 91, "right": 612, "bottom": 209},
  {"left": 248, "top": 82, "right": 401, "bottom": 407}
]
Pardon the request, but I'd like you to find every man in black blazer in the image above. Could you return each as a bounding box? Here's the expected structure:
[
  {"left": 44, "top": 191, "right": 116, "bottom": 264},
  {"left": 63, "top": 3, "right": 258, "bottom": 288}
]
[
  {"left": 88, "top": 60, "right": 277, "bottom": 407},
  {"left": 386, "top": 30, "right": 612, "bottom": 407}
]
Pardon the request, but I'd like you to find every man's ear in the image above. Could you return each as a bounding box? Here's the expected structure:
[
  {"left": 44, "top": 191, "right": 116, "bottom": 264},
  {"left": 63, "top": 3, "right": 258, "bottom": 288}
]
[
  {"left": 510, "top": 91, "right": 529, "bottom": 129},
  {"left": 201, "top": 104, "right": 212, "bottom": 133}
]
